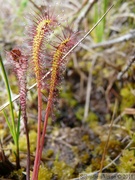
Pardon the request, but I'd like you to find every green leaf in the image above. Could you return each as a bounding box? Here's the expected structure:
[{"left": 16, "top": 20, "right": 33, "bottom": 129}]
[
  {"left": 0, "top": 54, "right": 17, "bottom": 145},
  {"left": 18, "top": 0, "right": 29, "bottom": 14},
  {"left": 3, "top": 110, "right": 16, "bottom": 143},
  {"left": 16, "top": 107, "right": 21, "bottom": 142}
]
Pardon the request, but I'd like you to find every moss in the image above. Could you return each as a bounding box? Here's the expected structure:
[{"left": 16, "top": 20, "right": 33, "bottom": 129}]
[
  {"left": 60, "top": 91, "right": 77, "bottom": 107},
  {"left": 117, "top": 149, "right": 135, "bottom": 172},
  {"left": 124, "top": 117, "right": 133, "bottom": 134},
  {"left": 80, "top": 153, "right": 90, "bottom": 164},
  {"left": 95, "top": 139, "right": 121, "bottom": 156},
  {"left": 89, "top": 123, "right": 101, "bottom": 135},
  {"left": 102, "top": 68, "right": 111, "bottom": 78},
  {"left": 52, "top": 161, "right": 74, "bottom": 180},
  {"left": 120, "top": 87, "right": 135, "bottom": 111},
  {"left": 55, "top": 151, "right": 61, "bottom": 161},
  {"left": 91, "top": 157, "right": 102, "bottom": 171},
  {"left": 85, "top": 165, "right": 92, "bottom": 173},
  {"left": 105, "top": 113, "right": 111, "bottom": 122},
  {"left": 86, "top": 111, "right": 98, "bottom": 123},
  {"left": 131, "top": 133, "right": 135, "bottom": 144},
  {"left": 0, "top": 128, "right": 5, "bottom": 139},
  {"left": 42, "top": 149, "right": 54, "bottom": 160},
  {"left": 10, "top": 168, "right": 25, "bottom": 179},
  {"left": 18, "top": 130, "right": 37, "bottom": 153},
  {"left": 38, "top": 166, "right": 52, "bottom": 180},
  {"left": 46, "top": 149, "right": 54, "bottom": 158},
  {"left": 82, "top": 135, "right": 89, "bottom": 142},
  {"left": 8, "top": 130, "right": 37, "bottom": 160},
  {"left": 75, "top": 107, "right": 84, "bottom": 121},
  {"left": 67, "top": 59, "right": 74, "bottom": 68},
  {"left": 72, "top": 146, "right": 79, "bottom": 155}
]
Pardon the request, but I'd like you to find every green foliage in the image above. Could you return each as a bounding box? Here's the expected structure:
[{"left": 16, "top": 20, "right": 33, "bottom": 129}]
[
  {"left": 86, "top": 111, "right": 98, "bottom": 122},
  {"left": 120, "top": 87, "right": 135, "bottom": 111},
  {"left": 18, "top": 130, "right": 37, "bottom": 153},
  {"left": 38, "top": 166, "right": 52, "bottom": 180},
  {"left": 131, "top": 133, "right": 135, "bottom": 144},
  {"left": 45, "top": 149, "right": 54, "bottom": 158},
  {"left": 75, "top": 107, "right": 84, "bottom": 121},
  {"left": 124, "top": 116, "right": 133, "bottom": 134},
  {"left": 11, "top": 168, "right": 24, "bottom": 179},
  {"left": 117, "top": 149, "right": 135, "bottom": 172},
  {"left": 52, "top": 161, "right": 74, "bottom": 180},
  {"left": 92, "top": 0, "right": 109, "bottom": 42},
  {"left": 0, "top": 54, "right": 20, "bottom": 167},
  {"left": 80, "top": 152, "right": 90, "bottom": 164},
  {"left": 18, "top": 0, "right": 29, "bottom": 14},
  {"left": 0, "top": 55, "right": 16, "bottom": 143},
  {"left": 38, "top": 162, "right": 74, "bottom": 180},
  {"left": 60, "top": 90, "right": 77, "bottom": 107},
  {"left": 7, "top": 130, "right": 37, "bottom": 160}
]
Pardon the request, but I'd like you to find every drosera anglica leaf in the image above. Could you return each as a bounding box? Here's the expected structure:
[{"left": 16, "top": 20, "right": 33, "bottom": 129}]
[
  {"left": 38, "top": 25, "right": 78, "bottom": 171},
  {"left": 30, "top": 11, "right": 57, "bottom": 82},
  {"left": 29, "top": 8, "right": 59, "bottom": 180},
  {"left": 7, "top": 48, "right": 30, "bottom": 179},
  {"left": 7, "top": 48, "right": 28, "bottom": 119},
  {"left": 6, "top": 48, "right": 28, "bottom": 113}
]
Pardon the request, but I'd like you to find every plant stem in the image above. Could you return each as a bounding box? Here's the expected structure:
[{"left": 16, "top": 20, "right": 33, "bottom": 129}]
[
  {"left": 40, "top": 101, "right": 51, "bottom": 161},
  {"left": 16, "top": 145, "right": 21, "bottom": 170},
  {"left": 23, "top": 115, "right": 30, "bottom": 180},
  {"left": 16, "top": 107, "right": 21, "bottom": 170},
  {"left": 36, "top": 102, "right": 51, "bottom": 180},
  {"left": 32, "top": 85, "right": 42, "bottom": 180}
]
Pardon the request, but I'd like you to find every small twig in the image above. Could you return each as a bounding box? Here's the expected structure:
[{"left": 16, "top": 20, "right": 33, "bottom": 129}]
[
  {"left": 105, "top": 124, "right": 134, "bottom": 137},
  {"left": 97, "top": 99, "right": 118, "bottom": 180},
  {"left": 124, "top": 108, "right": 135, "bottom": 115},
  {"left": 105, "top": 73, "right": 117, "bottom": 110},
  {"left": 101, "top": 139, "right": 133, "bottom": 171},
  {"left": 72, "top": 53, "right": 87, "bottom": 100},
  {"left": 113, "top": 112, "right": 125, "bottom": 124},
  {"left": 69, "top": 0, "right": 81, "bottom": 8},
  {"left": 117, "top": 54, "right": 135, "bottom": 80},
  {"left": 84, "top": 57, "right": 97, "bottom": 120},
  {"left": 62, "top": 4, "right": 114, "bottom": 60},
  {"left": 29, "top": 0, "right": 41, "bottom": 11},
  {"left": 24, "top": 116, "right": 30, "bottom": 180},
  {"left": 74, "top": 0, "right": 98, "bottom": 31},
  {"left": 0, "top": 140, "right": 6, "bottom": 162},
  {"left": 46, "top": 135, "right": 73, "bottom": 149},
  {"left": 81, "top": 30, "right": 135, "bottom": 50}
]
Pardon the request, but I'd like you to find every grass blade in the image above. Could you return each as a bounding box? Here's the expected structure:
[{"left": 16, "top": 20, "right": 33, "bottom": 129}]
[
  {"left": 0, "top": 54, "right": 17, "bottom": 145},
  {"left": 2, "top": 110, "right": 15, "bottom": 141},
  {"left": 16, "top": 107, "right": 21, "bottom": 142}
]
